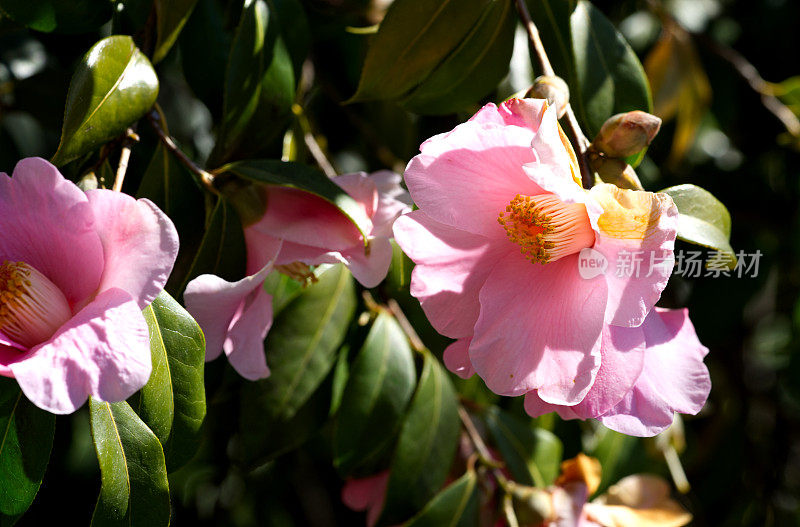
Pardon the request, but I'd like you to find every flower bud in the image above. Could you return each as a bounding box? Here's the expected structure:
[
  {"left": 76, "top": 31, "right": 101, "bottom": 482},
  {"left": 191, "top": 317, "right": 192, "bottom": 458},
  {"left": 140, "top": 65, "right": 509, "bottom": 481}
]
[
  {"left": 526, "top": 75, "right": 570, "bottom": 118},
  {"left": 592, "top": 111, "right": 662, "bottom": 158},
  {"left": 588, "top": 151, "right": 644, "bottom": 190}
]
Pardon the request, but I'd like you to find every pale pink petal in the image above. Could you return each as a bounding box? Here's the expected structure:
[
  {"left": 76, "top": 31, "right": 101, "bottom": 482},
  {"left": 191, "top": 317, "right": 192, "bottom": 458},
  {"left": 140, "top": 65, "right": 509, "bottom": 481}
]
[
  {"left": 10, "top": 288, "right": 150, "bottom": 414},
  {"left": 334, "top": 172, "right": 378, "bottom": 218},
  {"left": 0, "top": 157, "right": 104, "bottom": 307},
  {"left": 393, "top": 211, "right": 509, "bottom": 339},
  {"left": 524, "top": 392, "right": 581, "bottom": 420},
  {"left": 224, "top": 285, "right": 272, "bottom": 380},
  {"left": 467, "top": 99, "right": 548, "bottom": 131},
  {"left": 529, "top": 105, "right": 579, "bottom": 184},
  {"left": 183, "top": 261, "right": 276, "bottom": 363},
  {"left": 86, "top": 190, "right": 179, "bottom": 309},
  {"left": 340, "top": 238, "right": 394, "bottom": 288},
  {"left": 342, "top": 471, "right": 390, "bottom": 527},
  {"left": 365, "top": 171, "right": 412, "bottom": 239},
  {"left": 588, "top": 184, "right": 679, "bottom": 327},
  {"left": 599, "top": 308, "right": 711, "bottom": 436},
  {"left": 253, "top": 186, "right": 366, "bottom": 251},
  {"left": 443, "top": 338, "right": 474, "bottom": 379},
  {"left": 243, "top": 228, "right": 285, "bottom": 274},
  {"left": 405, "top": 122, "right": 545, "bottom": 238},
  {"left": 470, "top": 255, "right": 606, "bottom": 402}
]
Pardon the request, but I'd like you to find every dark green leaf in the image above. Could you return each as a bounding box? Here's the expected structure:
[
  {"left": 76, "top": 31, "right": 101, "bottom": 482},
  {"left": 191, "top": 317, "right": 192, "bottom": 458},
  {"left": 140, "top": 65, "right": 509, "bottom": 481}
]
[
  {"left": 349, "top": 0, "right": 494, "bottom": 102},
  {"left": 0, "top": 378, "right": 54, "bottom": 526},
  {"left": 484, "top": 406, "right": 562, "bottom": 487},
  {"left": 137, "top": 141, "right": 206, "bottom": 296},
  {"left": 380, "top": 352, "right": 460, "bottom": 525},
  {"left": 660, "top": 184, "right": 736, "bottom": 268},
  {"left": 263, "top": 270, "right": 305, "bottom": 317},
  {"left": 136, "top": 291, "right": 206, "bottom": 472},
  {"left": 403, "top": 469, "right": 477, "bottom": 527},
  {"left": 153, "top": 0, "right": 200, "bottom": 63},
  {"left": 211, "top": 0, "right": 295, "bottom": 164},
  {"left": 584, "top": 426, "right": 637, "bottom": 494},
  {"left": 89, "top": 399, "right": 170, "bottom": 527},
  {"left": 0, "top": 0, "right": 112, "bottom": 33},
  {"left": 52, "top": 36, "right": 159, "bottom": 166},
  {"left": 334, "top": 312, "right": 416, "bottom": 476},
  {"left": 526, "top": 0, "right": 651, "bottom": 137},
  {"left": 401, "top": 0, "right": 515, "bottom": 115},
  {"left": 247, "top": 264, "right": 356, "bottom": 422},
  {"left": 220, "top": 159, "right": 371, "bottom": 240},
  {"left": 269, "top": 0, "right": 310, "bottom": 80},
  {"left": 176, "top": 197, "right": 247, "bottom": 296}
]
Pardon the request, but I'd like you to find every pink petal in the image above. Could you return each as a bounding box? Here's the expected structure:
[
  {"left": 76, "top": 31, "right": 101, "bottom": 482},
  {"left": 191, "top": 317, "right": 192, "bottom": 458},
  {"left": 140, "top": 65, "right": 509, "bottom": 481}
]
[
  {"left": 470, "top": 255, "right": 606, "bottom": 403},
  {"left": 393, "top": 211, "right": 509, "bottom": 339},
  {"left": 243, "top": 228, "right": 284, "bottom": 274},
  {"left": 224, "top": 285, "right": 272, "bottom": 380},
  {"left": 529, "top": 105, "right": 580, "bottom": 184},
  {"left": 599, "top": 308, "right": 711, "bottom": 436},
  {"left": 86, "top": 190, "right": 179, "bottom": 310},
  {"left": 183, "top": 260, "right": 276, "bottom": 365},
  {"left": 364, "top": 171, "right": 412, "bottom": 239},
  {"left": 0, "top": 343, "right": 24, "bottom": 376},
  {"left": 588, "top": 184, "right": 679, "bottom": 327},
  {"left": 405, "top": 121, "right": 545, "bottom": 238},
  {"left": 340, "top": 237, "right": 394, "bottom": 288},
  {"left": 468, "top": 99, "right": 548, "bottom": 131},
  {"left": 443, "top": 338, "right": 475, "bottom": 379},
  {"left": 334, "top": 172, "right": 379, "bottom": 218},
  {"left": 0, "top": 157, "right": 104, "bottom": 307},
  {"left": 341, "top": 471, "right": 390, "bottom": 527},
  {"left": 10, "top": 288, "right": 151, "bottom": 414}
]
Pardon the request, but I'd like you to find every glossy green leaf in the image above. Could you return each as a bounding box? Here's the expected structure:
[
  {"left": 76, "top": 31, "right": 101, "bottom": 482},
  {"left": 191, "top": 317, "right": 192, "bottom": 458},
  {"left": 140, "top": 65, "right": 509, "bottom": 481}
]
[
  {"left": 526, "top": 0, "right": 651, "bottom": 137},
  {"left": 135, "top": 291, "right": 206, "bottom": 472},
  {"left": 247, "top": 264, "right": 356, "bottom": 422},
  {"left": 269, "top": 0, "right": 310, "bottom": 79},
  {"left": 137, "top": 141, "right": 206, "bottom": 296},
  {"left": 153, "top": 0, "right": 200, "bottom": 63},
  {"left": 349, "top": 0, "right": 494, "bottom": 102},
  {"left": 401, "top": 0, "right": 515, "bottom": 115},
  {"left": 263, "top": 270, "right": 304, "bottom": 317},
  {"left": 220, "top": 159, "right": 371, "bottom": 241},
  {"left": 660, "top": 184, "right": 736, "bottom": 268},
  {"left": 52, "top": 36, "right": 159, "bottom": 166},
  {"left": 176, "top": 197, "right": 247, "bottom": 297},
  {"left": 89, "top": 399, "right": 170, "bottom": 527},
  {"left": 584, "top": 426, "right": 638, "bottom": 494},
  {"left": 0, "top": 378, "right": 54, "bottom": 525},
  {"left": 211, "top": 0, "right": 295, "bottom": 164},
  {"left": 403, "top": 469, "right": 477, "bottom": 527},
  {"left": 484, "top": 406, "right": 562, "bottom": 487},
  {"left": 0, "top": 0, "right": 111, "bottom": 33},
  {"left": 334, "top": 312, "right": 416, "bottom": 476},
  {"left": 380, "top": 352, "right": 460, "bottom": 525}
]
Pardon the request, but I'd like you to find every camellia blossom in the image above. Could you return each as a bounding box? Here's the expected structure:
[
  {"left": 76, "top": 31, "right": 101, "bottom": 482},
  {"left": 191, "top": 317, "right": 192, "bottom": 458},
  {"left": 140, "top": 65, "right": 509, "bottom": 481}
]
[
  {"left": 393, "top": 98, "right": 707, "bottom": 434},
  {"left": 184, "top": 171, "right": 410, "bottom": 380},
  {"left": 0, "top": 157, "right": 178, "bottom": 414}
]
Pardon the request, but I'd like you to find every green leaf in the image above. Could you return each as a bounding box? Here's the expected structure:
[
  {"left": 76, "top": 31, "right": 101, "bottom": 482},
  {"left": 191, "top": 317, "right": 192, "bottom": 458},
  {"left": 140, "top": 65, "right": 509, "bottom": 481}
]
[
  {"left": 526, "top": 0, "right": 651, "bottom": 137},
  {"left": 248, "top": 264, "right": 356, "bottom": 422},
  {"left": 484, "top": 406, "right": 562, "bottom": 487},
  {"left": 89, "top": 399, "right": 170, "bottom": 527},
  {"left": 334, "top": 312, "right": 417, "bottom": 476},
  {"left": 659, "top": 184, "right": 736, "bottom": 268},
  {"left": 269, "top": 0, "right": 311, "bottom": 80},
  {"left": 0, "top": 378, "right": 54, "bottom": 525},
  {"left": 263, "top": 270, "right": 304, "bottom": 317},
  {"left": 380, "top": 352, "right": 460, "bottom": 525},
  {"left": 349, "top": 0, "right": 495, "bottom": 102},
  {"left": 211, "top": 0, "right": 295, "bottom": 164},
  {"left": 137, "top": 141, "right": 206, "bottom": 296},
  {"left": 220, "top": 159, "right": 372, "bottom": 241},
  {"left": 52, "top": 36, "right": 159, "bottom": 166},
  {"left": 135, "top": 291, "right": 206, "bottom": 472},
  {"left": 176, "top": 197, "right": 247, "bottom": 297},
  {"left": 584, "top": 426, "right": 637, "bottom": 494},
  {"left": 0, "top": 0, "right": 112, "bottom": 33},
  {"left": 153, "top": 0, "right": 200, "bottom": 63},
  {"left": 403, "top": 470, "right": 477, "bottom": 527},
  {"left": 401, "top": 0, "right": 515, "bottom": 115}
]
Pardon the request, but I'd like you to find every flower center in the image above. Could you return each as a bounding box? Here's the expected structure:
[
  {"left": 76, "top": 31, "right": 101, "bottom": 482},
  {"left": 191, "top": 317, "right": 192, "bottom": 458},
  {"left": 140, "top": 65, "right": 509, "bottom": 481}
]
[
  {"left": 498, "top": 194, "right": 595, "bottom": 264},
  {"left": 0, "top": 261, "right": 72, "bottom": 348}
]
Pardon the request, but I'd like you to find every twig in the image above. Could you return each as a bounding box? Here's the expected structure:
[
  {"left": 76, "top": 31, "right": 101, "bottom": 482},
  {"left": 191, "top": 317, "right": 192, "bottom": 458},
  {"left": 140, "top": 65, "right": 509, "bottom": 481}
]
[
  {"left": 112, "top": 128, "right": 139, "bottom": 192},
  {"left": 386, "top": 299, "right": 426, "bottom": 353},
  {"left": 147, "top": 104, "right": 217, "bottom": 192},
  {"left": 293, "top": 104, "right": 338, "bottom": 178},
  {"left": 514, "top": 0, "right": 594, "bottom": 188}
]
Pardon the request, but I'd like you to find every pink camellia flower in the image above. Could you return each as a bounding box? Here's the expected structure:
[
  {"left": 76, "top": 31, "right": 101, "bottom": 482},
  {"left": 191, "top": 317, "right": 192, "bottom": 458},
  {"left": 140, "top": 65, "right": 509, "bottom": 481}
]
[
  {"left": 524, "top": 308, "right": 711, "bottom": 436},
  {"left": 393, "top": 98, "right": 680, "bottom": 409},
  {"left": 341, "top": 470, "right": 390, "bottom": 527},
  {"left": 0, "top": 157, "right": 178, "bottom": 414},
  {"left": 184, "top": 171, "right": 410, "bottom": 380}
]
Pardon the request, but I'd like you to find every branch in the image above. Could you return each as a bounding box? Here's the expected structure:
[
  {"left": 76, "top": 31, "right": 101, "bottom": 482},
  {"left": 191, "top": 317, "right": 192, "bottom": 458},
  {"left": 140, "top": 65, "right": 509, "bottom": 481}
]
[
  {"left": 386, "top": 299, "right": 427, "bottom": 354},
  {"left": 514, "top": 0, "right": 594, "bottom": 189},
  {"left": 112, "top": 128, "right": 139, "bottom": 192}
]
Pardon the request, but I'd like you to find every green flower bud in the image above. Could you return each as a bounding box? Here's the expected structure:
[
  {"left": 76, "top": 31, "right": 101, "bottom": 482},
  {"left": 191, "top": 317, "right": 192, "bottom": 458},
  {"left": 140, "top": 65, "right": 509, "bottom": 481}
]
[
  {"left": 588, "top": 151, "right": 644, "bottom": 190},
  {"left": 526, "top": 75, "right": 570, "bottom": 118},
  {"left": 592, "top": 111, "right": 662, "bottom": 158}
]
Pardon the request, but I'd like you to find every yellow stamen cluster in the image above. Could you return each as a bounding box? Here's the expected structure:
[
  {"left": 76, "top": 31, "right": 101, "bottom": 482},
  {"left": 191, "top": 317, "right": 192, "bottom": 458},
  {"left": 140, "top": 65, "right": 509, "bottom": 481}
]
[
  {"left": 498, "top": 194, "right": 595, "bottom": 264},
  {"left": 0, "top": 261, "right": 71, "bottom": 348},
  {"left": 275, "top": 262, "right": 318, "bottom": 286}
]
